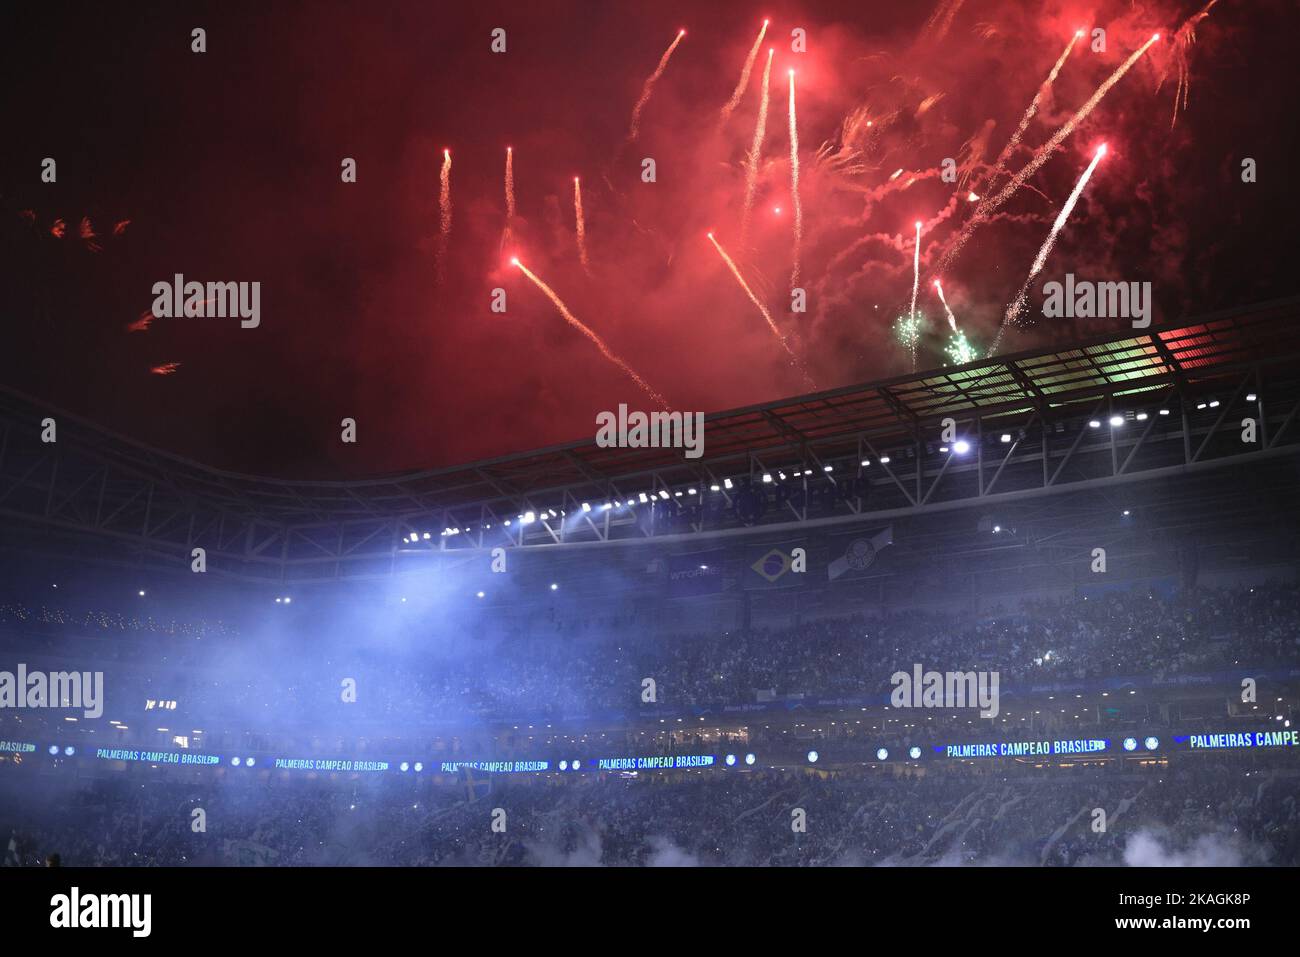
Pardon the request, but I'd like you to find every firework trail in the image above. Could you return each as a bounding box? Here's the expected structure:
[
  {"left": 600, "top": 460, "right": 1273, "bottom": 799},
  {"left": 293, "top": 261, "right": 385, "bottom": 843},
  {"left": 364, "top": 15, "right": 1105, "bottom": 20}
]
[
  {"left": 573, "top": 177, "right": 591, "bottom": 272},
  {"left": 112, "top": 219, "right": 130, "bottom": 236},
  {"left": 983, "top": 32, "right": 1082, "bottom": 190},
  {"left": 79, "top": 217, "right": 102, "bottom": 252},
  {"left": 720, "top": 20, "right": 769, "bottom": 126},
  {"left": 938, "top": 33, "right": 1159, "bottom": 275},
  {"left": 933, "top": 280, "right": 959, "bottom": 333},
  {"left": 996, "top": 144, "right": 1107, "bottom": 351},
  {"left": 707, "top": 232, "right": 816, "bottom": 388},
  {"left": 922, "top": 0, "right": 966, "bottom": 42},
  {"left": 1160, "top": 1, "right": 1218, "bottom": 129},
  {"left": 740, "top": 49, "right": 775, "bottom": 241},
  {"left": 628, "top": 30, "right": 686, "bottom": 142},
  {"left": 126, "top": 311, "right": 153, "bottom": 333},
  {"left": 502, "top": 146, "right": 515, "bottom": 247},
  {"left": 437, "top": 148, "right": 452, "bottom": 281},
  {"left": 513, "top": 259, "right": 668, "bottom": 409},
  {"left": 150, "top": 362, "right": 181, "bottom": 376},
  {"left": 788, "top": 69, "right": 804, "bottom": 287},
  {"left": 908, "top": 220, "right": 922, "bottom": 369},
  {"left": 50, "top": 218, "right": 66, "bottom": 239}
]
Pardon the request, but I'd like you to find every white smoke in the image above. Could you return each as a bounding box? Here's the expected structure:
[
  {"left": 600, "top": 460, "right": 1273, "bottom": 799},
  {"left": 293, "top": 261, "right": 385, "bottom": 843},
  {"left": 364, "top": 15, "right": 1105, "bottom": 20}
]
[
  {"left": 645, "top": 835, "right": 700, "bottom": 867},
  {"left": 1121, "top": 827, "right": 1258, "bottom": 867}
]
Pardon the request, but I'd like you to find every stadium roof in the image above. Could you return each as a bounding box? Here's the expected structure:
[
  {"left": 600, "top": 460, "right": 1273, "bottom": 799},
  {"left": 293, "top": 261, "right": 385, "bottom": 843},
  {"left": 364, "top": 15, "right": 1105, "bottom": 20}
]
[{"left": 3, "top": 296, "right": 1300, "bottom": 578}]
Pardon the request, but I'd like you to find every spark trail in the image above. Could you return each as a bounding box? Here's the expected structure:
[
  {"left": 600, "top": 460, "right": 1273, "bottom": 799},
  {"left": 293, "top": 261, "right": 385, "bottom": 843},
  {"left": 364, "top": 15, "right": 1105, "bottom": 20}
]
[
  {"left": 513, "top": 259, "right": 668, "bottom": 409},
  {"left": 933, "top": 280, "right": 959, "bottom": 333},
  {"left": 628, "top": 30, "right": 686, "bottom": 142},
  {"left": 788, "top": 69, "right": 803, "bottom": 287},
  {"left": 574, "top": 177, "right": 591, "bottom": 272},
  {"left": 908, "top": 221, "right": 922, "bottom": 370},
  {"left": 996, "top": 144, "right": 1107, "bottom": 351},
  {"left": 437, "top": 148, "right": 452, "bottom": 282},
  {"left": 720, "top": 20, "right": 769, "bottom": 125},
  {"left": 502, "top": 147, "right": 515, "bottom": 247},
  {"left": 740, "top": 48, "right": 774, "bottom": 241},
  {"left": 708, "top": 232, "right": 816, "bottom": 388},
  {"left": 939, "top": 33, "right": 1159, "bottom": 275},
  {"left": 984, "top": 32, "right": 1082, "bottom": 190}
]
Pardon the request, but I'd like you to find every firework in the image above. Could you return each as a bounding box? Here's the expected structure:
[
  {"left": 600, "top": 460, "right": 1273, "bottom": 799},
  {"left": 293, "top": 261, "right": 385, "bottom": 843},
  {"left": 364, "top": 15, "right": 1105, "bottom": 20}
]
[
  {"left": 996, "top": 144, "right": 1107, "bottom": 351},
  {"left": 908, "top": 221, "right": 922, "bottom": 369},
  {"left": 1162, "top": 1, "right": 1218, "bottom": 129},
  {"left": 707, "top": 232, "right": 816, "bottom": 388},
  {"left": 740, "top": 48, "right": 774, "bottom": 241},
  {"left": 437, "top": 148, "right": 452, "bottom": 281},
  {"left": 628, "top": 30, "right": 686, "bottom": 142},
  {"left": 944, "top": 331, "right": 979, "bottom": 365},
  {"left": 788, "top": 69, "right": 803, "bottom": 287},
  {"left": 150, "top": 362, "right": 181, "bottom": 376},
  {"left": 573, "top": 177, "right": 591, "bottom": 272},
  {"left": 513, "top": 258, "right": 668, "bottom": 409},
  {"left": 939, "top": 34, "right": 1158, "bottom": 274},
  {"left": 112, "top": 219, "right": 130, "bottom": 236},
  {"left": 933, "top": 280, "right": 959, "bottom": 333},
  {"left": 79, "top": 217, "right": 101, "bottom": 252},
  {"left": 893, "top": 313, "right": 925, "bottom": 360},
  {"left": 126, "top": 311, "right": 153, "bottom": 333},
  {"left": 502, "top": 147, "right": 515, "bottom": 248},
  {"left": 720, "top": 20, "right": 769, "bottom": 125},
  {"left": 50, "top": 218, "right": 66, "bottom": 239},
  {"left": 984, "top": 31, "right": 1082, "bottom": 190}
]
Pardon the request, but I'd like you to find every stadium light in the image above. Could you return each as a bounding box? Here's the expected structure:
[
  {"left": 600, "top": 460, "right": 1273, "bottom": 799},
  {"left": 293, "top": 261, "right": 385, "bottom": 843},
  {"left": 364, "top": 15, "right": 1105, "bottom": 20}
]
[
  {"left": 876, "top": 748, "right": 889, "bottom": 761},
  {"left": 1158, "top": 409, "right": 1170, "bottom": 415},
  {"left": 1144, "top": 736, "right": 1160, "bottom": 751},
  {"left": 559, "top": 760, "right": 568, "bottom": 771},
  {"left": 953, "top": 440, "right": 970, "bottom": 454},
  {"left": 231, "top": 757, "right": 241, "bottom": 766},
  {"left": 476, "top": 591, "right": 485, "bottom": 599},
  {"left": 1109, "top": 415, "right": 1124, "bottom": 427},
  {"left": 400, "top": 762, "right": 410, "bottom": 772},
  {"left": 572, "top": 759, "right": 581, "bottom": 770},
  {"left": 550, "top": 583, "right": 558, "bottom": 591},
  {"left": 807, "top": 750, "right": 819, "bottom": 763},
  {"left": 745, "top": 753, "right": 756, "bottom": 766},
  {"left": 1000, "top": 434, "right": 1011, "bottom": 443},
  {"left": 879, "top": 456, "right": 890, "bottom": 464},
  {"left": 246, "top": 757, "right": 256, "bottom": 767},
  {"left": 762, "top": 474, "right": 772, "bottom": 483},
  {"left": 48, "top": 745, "right": 59, "bottom": 755},
  {"left": 1123, "top": 737, "right": 1138, "bottom": 752},
  {"left": 1088, "top": 420, "right": 1101, "bottom": 428},
  {"left": 414, "top": 763, "right": 423, "bottom": 772},
  {"left": 64, "top": 746, "right": 75, "bottom": 757},
  {"left": 725, "top": 754, "right": 736, "bottom": 766},
  {"left": 909, "top": 746, "right": 921, "bottom": 760},
  {"left": 1247, "top": 393, "right": 1257, "bottom": 402}
]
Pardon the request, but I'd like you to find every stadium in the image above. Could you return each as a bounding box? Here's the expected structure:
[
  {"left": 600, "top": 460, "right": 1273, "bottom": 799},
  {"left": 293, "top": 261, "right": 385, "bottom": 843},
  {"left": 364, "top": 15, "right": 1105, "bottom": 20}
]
[{"left": 2, "top": 302, "right": 1298, "bottom": 867}]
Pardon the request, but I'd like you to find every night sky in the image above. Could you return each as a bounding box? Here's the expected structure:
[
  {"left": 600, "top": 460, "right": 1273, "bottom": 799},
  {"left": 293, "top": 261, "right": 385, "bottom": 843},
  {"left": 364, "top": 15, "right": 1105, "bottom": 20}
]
[{"left": 2, "top": 0, "right": 1295, "bottom": 477}]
